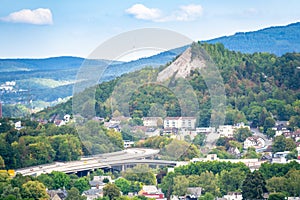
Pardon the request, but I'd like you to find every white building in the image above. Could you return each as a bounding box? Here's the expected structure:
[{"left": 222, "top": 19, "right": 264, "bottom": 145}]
[
  {"left": 196, "top": 127, "right": 214, "bottom": 134},
  {"left": 142, "top": 117, "right": 163, "bottom": 127},
  {"left": 218, "top": 123, "right": 250, "bottom": 138},
  {"left": 123, "top": 140, "right": 134, "bottom": 148},
  {"left": 243, "top": 136, "right": 265, "bottom": 149},
  {"left": 164, "top": 117, "right": 196, "bottom": 130},
  {"left": 223, "top": 192, "right": 242, "bottom": 200},
  {"left": 217, "top": 125, "right": 235, "bottom": 138}
]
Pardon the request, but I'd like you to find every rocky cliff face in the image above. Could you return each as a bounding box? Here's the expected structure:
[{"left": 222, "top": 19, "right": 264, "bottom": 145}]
[{"left": 157, "top": 45, "right": 209, "bottom": 82}]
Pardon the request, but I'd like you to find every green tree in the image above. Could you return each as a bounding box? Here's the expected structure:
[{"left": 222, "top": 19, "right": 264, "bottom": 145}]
[
  {"left": 241, "top": 171, "right": 268, "bottom": 200},
  {"left": 103, "top": 183, "right": 121, "bottom": 200},
  {"left": 285, "top": 138, "right": 296, "bottom": 151},
  {"left": 161, "top": 172, "right": 176, "bottom": 199},
  {"left": 266, "top": 177, "right": 287, "bottom": 194},
  {"left": 272, "top": 135, "right": 286, "bottom": 153},
  {"left": 234, "top": 127, "right": 252, "bottom": 142},
  {"left": 123, "top": 165, "right": 156, "bottom": 185},
  {"left": 263, "top": 117, "right": 275, "bottom": 133},
  {"left": 218, "top": 168, "right": 246, "bottom": 194},
  {"left": 199, "top": 192, "right": 214, "bottom": 200},
  {"left": 115, "top": 178, "right": 131, "bottom": 195},
  {"left": 0, "top": 156, "right": 5, "bottom": 169},
  {"left": 66, "top": 187, "right": 87, "bottom": 200},
  {"left": 74, "top": 177, "right": 90, "bottom": 194},
  {"left": 51, "top": 171, "right": 71, "bottom": 189},
  {"left": 173, "top": 175, "right": 189, "bottom": 196},
  {"left": 285, "top": 169, "right": 300, "bottom": 197},
  {"left": 268, "top": 193, "right": 286, "bottom": 200},
  {"left": 37, "top": 174, "right": 54, "bottom": 189},
  {"left": 21, "top": 180, "right": 49, "bottom": 200},
  {"left": 1, "top": 184, "right": 22, "bottom": 200},
  {"left": 198, "top": 171, "right": 220, "bottom": 197}
]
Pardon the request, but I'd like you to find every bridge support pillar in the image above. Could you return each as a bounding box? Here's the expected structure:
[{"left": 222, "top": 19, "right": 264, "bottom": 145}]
[{"left": 122, "top": 164, "right": 125, "bottom": 171}]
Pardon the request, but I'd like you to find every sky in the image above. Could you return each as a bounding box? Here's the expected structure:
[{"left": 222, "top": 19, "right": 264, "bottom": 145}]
[{"left": 0, "top": 0, "right": 300, "bottom": 59}]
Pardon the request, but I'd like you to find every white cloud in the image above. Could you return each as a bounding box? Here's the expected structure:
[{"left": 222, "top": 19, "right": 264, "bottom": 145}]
[
  {"left": 176, "top": 4, "right": 203, "bottom": 21},
  {"left": 1, "top": 8, "right": 53, "bottom": 25},
  {"left": 126, "top": 4, "right": 162, "bottom": 21},
  {"left": 126, "top": 4, "right": 203, "bottom": 22}
]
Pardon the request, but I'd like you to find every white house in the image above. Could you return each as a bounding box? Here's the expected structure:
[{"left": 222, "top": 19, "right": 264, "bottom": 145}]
[
  {"left": 164, "top": 117, "right": 196, "bottom": 130},
  {"left": 217, "top": 125, "right": 235, "bottom": 138},
  {"left": 223, "top": 192, "right": 242, "bottom": 200},
  {"left": 218, "top": 123, "right": 250, "bottom": 138},
  {"left": 142, "top": 117, "right": 163, "bottom": 127},
  {"left": 123, "top": 140, "right": 134, "bottom": 148},
  {"left": 243, "top": 136, "right": 265, "bottom": 149}
]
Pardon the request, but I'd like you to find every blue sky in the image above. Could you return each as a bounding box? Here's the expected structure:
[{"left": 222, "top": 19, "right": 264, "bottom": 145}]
[{"left": 0, "top": 0, "right": 300, "bottom": 58}]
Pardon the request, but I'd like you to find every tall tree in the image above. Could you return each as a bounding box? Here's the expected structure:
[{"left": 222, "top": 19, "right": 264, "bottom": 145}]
[
  {"left": 241, "top": 171, "right": 268, "bottom": 200},
  {"left": 103, "top": 183, "right": 121, "bottom": 200},
  {"left": 66, "top": 187, "right": 87, "bottom": 200},
  {"left": 21, "top": 180, "right": 49, "bottom": 200},
  {"left": 172, "top": 175, "right": 189, "bottom": 196}
]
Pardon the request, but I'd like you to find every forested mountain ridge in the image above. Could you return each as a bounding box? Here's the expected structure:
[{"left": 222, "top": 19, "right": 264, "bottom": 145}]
[
  {"left": 37, "top": 42, "right": 300, "bottom": 135},
  {"left": 207, "top": 22, "right": 300, "bottom": 55}
]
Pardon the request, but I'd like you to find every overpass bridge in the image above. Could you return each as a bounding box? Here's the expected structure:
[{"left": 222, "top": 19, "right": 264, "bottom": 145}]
[{"left": 15, "top": 148, "right": 178, "bottom": 176}]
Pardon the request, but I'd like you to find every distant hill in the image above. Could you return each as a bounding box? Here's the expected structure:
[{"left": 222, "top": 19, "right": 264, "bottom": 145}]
[{"left": 206, "top": 22, "right": 300, "bottom": 55}]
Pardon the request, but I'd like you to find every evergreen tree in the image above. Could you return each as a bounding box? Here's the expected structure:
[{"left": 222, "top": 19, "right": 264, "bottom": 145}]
[{"left": 242, "top": 171, "right": 268, "bottom": 200}]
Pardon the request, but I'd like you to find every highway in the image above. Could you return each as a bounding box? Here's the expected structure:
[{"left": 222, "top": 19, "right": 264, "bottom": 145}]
[{"left": 16, "top": 148, "right": 162, "bottom": 176}]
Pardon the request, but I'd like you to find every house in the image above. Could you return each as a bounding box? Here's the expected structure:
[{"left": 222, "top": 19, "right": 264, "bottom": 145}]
[
  {"left": 110, "top": 116, "right": 131, "bottom": 124},
  {"left": 124, "top": 140, "right": 134, "bottom": 148},
  {"left": 145, "top": 128, "right": 161, "bottom": 137},
  {"left": 243, "top": 136, "right": 265, "bottom": 149},
  {"left": 89, "top": 176, "right": 111, "bottom": 189},
  {"left": 162, "top": 127, "right": 178, "bottom": 135},
  {"left": 164, "top": 117, "right": 181, "bottom": 129},
  {"left": 218, "top": 125, "right": 234, "bottom": 138},
  {"left": 164, "top": 117, "right": 196, "bottom": 130},
  {"left": 180, "top": 117, "right": 197, "bottom": 129},
  {"left": 139, "top": 185, "right": 166, "bottom": 200},
  {"left": 142, "top": 117, "right": 163, "bottom": 127},
  {"left": 223, "top": 192, "right": 242, "bottom": 200},
  {"left": 196, "top": 127, "right": 214, "bottom": 134},
  {"left": 47, "top": 189, "right": 67, "bottom": 200},
  {"left": 15, "top": 121, "right": 22, "bottom": 130},
  {"left": 185, "top": 187, "right": 202, "bottom": 200},
  {"left": 218, "top": 123, "right": 250, "bottom": 138},
  {"left": 82, "top": 189, "right": 103, "bottom": 200},
  {"left": 285, "top": 129, "right": 300, "bottom": 141}
]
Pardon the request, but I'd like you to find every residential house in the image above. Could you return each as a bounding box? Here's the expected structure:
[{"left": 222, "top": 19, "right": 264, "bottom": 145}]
[
  {"left": 145, "top": 128, "right": 161, "bottom": 137},
  {"left": 223, "top": 192, "right": 242, "bottom": 200},
  {"left": 243, "top": 136, "right": 265, "bottom": 149},
  {"left": 89, "top": 176, "right": 111, "bottom": 190},
  {"left": 142, "top": 117, "right": 163, "bottom": 127},
  {"left": 218, "top": 123, "right": 250, "bottom": 138},
  {"left": 185, "top": 187, "right": 202, "bottom": 200},
  {"left": 15, "top": 121, "right": 22, "bottom": 130},
  {"left": 82, "top": 189, "right": 103, "bottom": 200},
  {"left": 47, "top": 189, "right": 67, "bottom": 200},
  {"left": 285, "top": 129, "right": 300, "bottom": 141},
  {"left": 139, "top": 185, "right": 166, "bottom": 200},
  {"left": 124, "top": 140, "right": 134, "bottom": 148},
  {"left": 164, "top": 117, "right": 196, "bottom": 130},
  {"left": 217, "top": 125, "right": 235, "bottom": 138},
  {"left": 110, "top": 116, "right": 131, "bottom": 124},
  {"left": 196, "top": 127, "right": 214, "bottom": 134}
]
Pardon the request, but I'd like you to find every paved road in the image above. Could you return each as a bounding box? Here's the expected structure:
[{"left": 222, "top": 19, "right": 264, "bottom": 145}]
[{"left": 16, "top": 148, "right": 160, "bottom": 176}]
